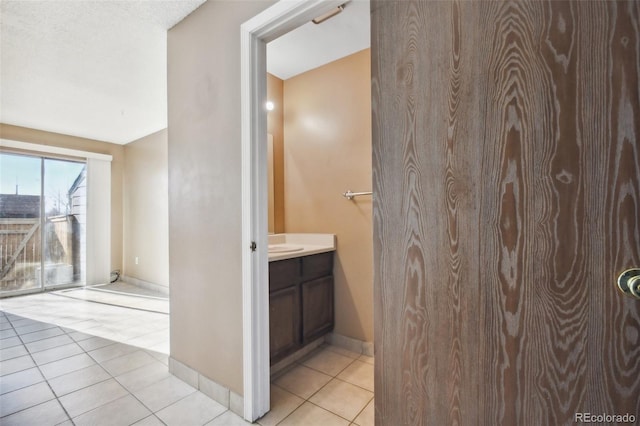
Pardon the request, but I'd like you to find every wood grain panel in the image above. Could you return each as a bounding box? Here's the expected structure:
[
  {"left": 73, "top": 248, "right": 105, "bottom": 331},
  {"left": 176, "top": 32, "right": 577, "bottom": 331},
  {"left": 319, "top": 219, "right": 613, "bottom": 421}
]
[
  {"left": 372, "top": 1, "right": 640, "bottom": 424},
  {"left": 599, "top": 0, "right": 640, "bottom": 415}
]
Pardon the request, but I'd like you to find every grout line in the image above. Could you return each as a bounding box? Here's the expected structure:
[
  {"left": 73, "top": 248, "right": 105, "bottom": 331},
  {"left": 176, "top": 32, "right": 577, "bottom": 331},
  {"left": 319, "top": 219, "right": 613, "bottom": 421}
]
[
  {"left": 0, "top": 311, "right": 74, "bottom": 423},
  {"left": 271, "top": 346, "right": 374, "bottom": 425},
  {"left": 350, "top": 394, "right": 374, "bottom": 425},
  {"left": 1, "top": 309, "right": 174, "bottom": 426}
]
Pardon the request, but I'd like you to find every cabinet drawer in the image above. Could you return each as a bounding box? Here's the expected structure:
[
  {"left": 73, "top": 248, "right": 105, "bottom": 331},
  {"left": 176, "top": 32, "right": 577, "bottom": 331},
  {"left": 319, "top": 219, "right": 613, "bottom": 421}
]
[
  {"left": 269, "top": 258, "right": 300, "bottom": 292},
  {"left": 301, "top": 251, "right": 333, "bottom": 281}
]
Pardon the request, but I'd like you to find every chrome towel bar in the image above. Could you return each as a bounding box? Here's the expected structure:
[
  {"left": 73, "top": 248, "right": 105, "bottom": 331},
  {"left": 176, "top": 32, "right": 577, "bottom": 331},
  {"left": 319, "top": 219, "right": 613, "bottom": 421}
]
[{"left": 343, "top": 190, "right": 372, "bottom": 200}]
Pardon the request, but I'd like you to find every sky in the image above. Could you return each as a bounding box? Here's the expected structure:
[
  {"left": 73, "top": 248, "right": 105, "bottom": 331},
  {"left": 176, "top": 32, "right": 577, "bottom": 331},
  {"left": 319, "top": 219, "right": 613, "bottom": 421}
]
[{"left": 0, "top": 152, "right": 85, "bottom": 213}]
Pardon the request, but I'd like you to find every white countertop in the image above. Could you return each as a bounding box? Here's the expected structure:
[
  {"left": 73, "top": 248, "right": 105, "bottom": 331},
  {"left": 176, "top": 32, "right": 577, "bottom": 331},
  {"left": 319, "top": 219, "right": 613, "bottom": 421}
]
[{"left": 268, "top": 233, "right": 336, "bottom": 262}]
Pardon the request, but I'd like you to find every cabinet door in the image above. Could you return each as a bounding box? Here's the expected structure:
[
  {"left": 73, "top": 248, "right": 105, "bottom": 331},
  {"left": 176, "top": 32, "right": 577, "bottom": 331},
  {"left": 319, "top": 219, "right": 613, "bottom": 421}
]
[
  {"left": 301, "top": 276, "right": 334, "bottom": 343},
  {"left": 269, "top": 286, "right": 300, "bottom": 364}
]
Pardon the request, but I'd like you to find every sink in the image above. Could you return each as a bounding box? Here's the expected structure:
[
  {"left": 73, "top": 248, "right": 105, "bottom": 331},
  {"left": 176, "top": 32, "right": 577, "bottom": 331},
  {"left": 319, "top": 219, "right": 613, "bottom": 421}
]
[{"left": 268, "top": 244, "right": 304, "bottom": 253}]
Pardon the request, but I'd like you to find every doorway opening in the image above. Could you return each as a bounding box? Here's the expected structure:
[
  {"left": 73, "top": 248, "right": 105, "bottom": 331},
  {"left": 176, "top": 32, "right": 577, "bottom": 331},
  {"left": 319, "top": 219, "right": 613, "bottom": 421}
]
[{"left": 241, "top": 0, "right": 372, "bottom": 421}]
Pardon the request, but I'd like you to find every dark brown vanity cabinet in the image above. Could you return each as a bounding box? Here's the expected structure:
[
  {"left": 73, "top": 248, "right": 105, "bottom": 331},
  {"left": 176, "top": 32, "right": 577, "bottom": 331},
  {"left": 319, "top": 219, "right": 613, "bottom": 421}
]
[
  {"left": 269, "top": 251, "right": 334, "bottom": 364},
  {"left": 269, "top": 286, "right": 299, "bottom": 361},
  {"left": 301, "top": 276, "right": 334, "bottom": 343}
]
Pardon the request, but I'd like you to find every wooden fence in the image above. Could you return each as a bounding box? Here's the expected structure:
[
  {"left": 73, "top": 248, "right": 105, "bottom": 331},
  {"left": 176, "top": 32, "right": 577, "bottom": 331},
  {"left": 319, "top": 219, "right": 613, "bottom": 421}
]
[{"left": 0, "top": 217, "right": 79, "bottom": 293}]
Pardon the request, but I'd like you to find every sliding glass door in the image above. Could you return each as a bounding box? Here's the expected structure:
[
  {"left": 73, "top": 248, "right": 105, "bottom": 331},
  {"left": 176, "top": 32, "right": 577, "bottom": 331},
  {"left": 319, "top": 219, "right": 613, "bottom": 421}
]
[
  {"left": 0, "top": 153, "right": 42, "bottom": 293},
  {"left": 42, "top": 158, "right": 86, "bottom": 289},
  {"left": 0, "top": 152, "right": 86, "bottom": 296}
]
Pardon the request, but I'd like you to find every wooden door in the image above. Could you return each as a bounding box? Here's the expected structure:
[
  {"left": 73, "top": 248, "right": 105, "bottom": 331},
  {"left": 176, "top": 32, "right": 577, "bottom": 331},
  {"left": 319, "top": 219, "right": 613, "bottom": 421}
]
[{"left": 371, "top": 1, "right": 640, "bottom": 425}]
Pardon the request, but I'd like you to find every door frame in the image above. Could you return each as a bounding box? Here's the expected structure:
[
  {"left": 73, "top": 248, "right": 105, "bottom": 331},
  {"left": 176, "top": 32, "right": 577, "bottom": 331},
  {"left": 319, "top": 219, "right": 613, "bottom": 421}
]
[{"left": 239, "top": 0, "right": 345, "bottom": 421}]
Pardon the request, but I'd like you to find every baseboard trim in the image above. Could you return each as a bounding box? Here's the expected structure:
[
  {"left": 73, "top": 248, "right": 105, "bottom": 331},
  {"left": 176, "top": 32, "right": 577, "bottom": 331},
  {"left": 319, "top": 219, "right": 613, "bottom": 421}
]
[
  {"left": 269, "top": 337, "right": 325, "bottom": 379},
  {"left": 325, "top": 332, "right": 374, "bottom": 357},
  {"left": 120, "top": 275, "right": 169, "bottom": 296},
  {"left": 169, "top": 357, "right": 244, "bottom": 417}
]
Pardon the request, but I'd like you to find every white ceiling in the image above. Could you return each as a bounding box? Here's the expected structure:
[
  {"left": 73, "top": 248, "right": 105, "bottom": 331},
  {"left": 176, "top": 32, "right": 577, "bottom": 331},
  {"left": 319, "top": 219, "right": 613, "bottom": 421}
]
[
  {"left": 267, "top": 0, "right": 370, "bottom": 80},
  {"left": 0, "top": 0, "right": 369, "bottom": 145}
]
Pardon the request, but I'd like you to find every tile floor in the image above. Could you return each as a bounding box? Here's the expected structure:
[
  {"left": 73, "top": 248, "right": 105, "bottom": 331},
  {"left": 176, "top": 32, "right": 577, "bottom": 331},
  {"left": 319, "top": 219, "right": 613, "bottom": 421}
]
[
  {"left": 0, "top": 293, "right": 169, "bottom": 354},
  {"left": 262, "top": 345, "right": 374, "bottom": 426},
  {"left": 1, "top": 291, "right": 374, "bottom": 425},
  {"left": 0, "top": 310, "right": 249, "bottom": 425}
]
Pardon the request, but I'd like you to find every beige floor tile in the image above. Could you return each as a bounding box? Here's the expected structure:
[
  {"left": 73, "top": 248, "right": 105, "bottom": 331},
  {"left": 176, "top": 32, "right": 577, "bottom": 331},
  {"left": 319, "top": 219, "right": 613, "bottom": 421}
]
[
  {"left": 131, "top": 415, "right": 166, "bottom": 426},
  {"left": 76, "top": 336, "right": 116, "bottom": 351},
  {"left": 326, "top": 346, "right": 361, "bottom": 360},
  {"left": 101, "top": 350, "right": 156, "bottom": 376},
  {"left": 0, "top": 354, "right": 35, "bottom": 376},
  {"left": 274, "top": 365, "right": 332, "bottom": 399},
  {"left": 88, "top": 342, "right": 139, "bottom": 364},
  {"left": 24, "top": 334, "right": 73, "bottom": 354},
  {"left": 337, "top": 360, "right": 374, "bottom": 392},
  {"left": 156, "top": 391, "right": 227, "bottom": 426},
  {"left": 206, "top": 410, "right": 253, "bottom": 425},
  {"left": 0, "top": 367, "right": 45, "bottom": 394},
  {"left": 133, "top": 375, "right": 196, "bottom": 412},
  {"left": 145, "top": 349, "right": 169, "bottom": 365},
  {"left": 31, "top": 342, "right": 84, "bottom": 365},
  {"left": 58, "top": 378, "right": 129, "bottom": 418},
  {"left": 20, "top": 327, "right": 66, "bottom": 343},
  {"left": 39, "top": 353, "right": 96, "bottom": 380},
  {"left": 353, "top": 398, "right": 374, "bottom": 426},
  {"left": 66, "top": 330, "right": 95, "bottom": 342},
  {"left": 8, "top": 317, "right": 39, "bottom": 328},
  {"left": 0, "top": 398, "right": 69, "bottom": 426},
  {"left": 309, "top": 379, "right": 373, "bottom": 421},
  {"left": 48, "top": 364, "right": 111, "bottom": 397},
  {"left": 73, "top": 394, "right": 151, "bottom": 426},
  {"left": 0, "top": 328, "right": 17, "bottom": 339},
  {"left": 0, "top": 336, "right": 23, "bottom": 349},
  {"left": 114, "top": 360, "right": 170, "bottom": 392},
  {"left": 257, "top": 385, "right": 304, "bottom": 426},
  {"left": 0, "top": 344, "right": 28, "bottom": 361},
  {"left": 302, "top": 348, "right": 356, "bottom": 377},
  {"left": 148, "top": 341, "right": 169, "bottom": 354},
  {"left": 14, "top": 321, "right": 57, "bottom": 335},
  {"left": 0, "top": 381, "right": 55, "bottom": 417},
  {"left": 278, "top": 402, "right": 350, "bottom": 426},
  {"left": 358, "top": 354, "right": 374, "bottom": 366}
]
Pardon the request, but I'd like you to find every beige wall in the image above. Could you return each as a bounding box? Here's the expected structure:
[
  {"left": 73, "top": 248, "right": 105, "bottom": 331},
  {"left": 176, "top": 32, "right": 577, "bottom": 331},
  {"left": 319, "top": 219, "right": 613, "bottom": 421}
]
[
  {"left": 283, "top": 49, "right": 373, "bottom": 342},
  {"left": 167, "top": 0, "right": 275, "bottom": 395},
  {"left": 123, "top": 129, "right": 169, "bottom": 288},
  {"left": 0, "top": 123, "right": 125, "bottom": 273},
  {"left": 267, "top": 73, "right": 285, "bottom": 234}
]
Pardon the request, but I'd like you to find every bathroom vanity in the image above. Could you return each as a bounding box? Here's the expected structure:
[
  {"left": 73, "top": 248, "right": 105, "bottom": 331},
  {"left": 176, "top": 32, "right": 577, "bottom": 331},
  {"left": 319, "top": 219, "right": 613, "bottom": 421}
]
[{"left": 268, "top": 234, "right": 336, "bottom": 364}]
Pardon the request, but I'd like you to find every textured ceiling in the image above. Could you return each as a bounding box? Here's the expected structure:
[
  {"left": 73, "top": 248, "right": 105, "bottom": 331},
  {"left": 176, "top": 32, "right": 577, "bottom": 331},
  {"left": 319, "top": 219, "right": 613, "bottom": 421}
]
[
  {"left": 0, "top": 0, "right": 369, "bottom": 145},
  {"left": 0, "top": 0, "right": 205, "bottom": 144}
]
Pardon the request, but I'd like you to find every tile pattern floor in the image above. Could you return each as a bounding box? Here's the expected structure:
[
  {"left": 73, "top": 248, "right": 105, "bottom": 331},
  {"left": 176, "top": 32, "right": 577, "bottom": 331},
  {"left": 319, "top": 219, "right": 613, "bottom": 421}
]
[
  {"left": 1, "top": 292, "right": 374, "bottom": 425},
  {"left": 0, "top": 293, "right": 169, "bottom": 354},
  {"left": 0, "top": 310, "right": 250, "bottom": 425},
  {"left": 261, "top": 345, "right": 374, "bottom": 426}
]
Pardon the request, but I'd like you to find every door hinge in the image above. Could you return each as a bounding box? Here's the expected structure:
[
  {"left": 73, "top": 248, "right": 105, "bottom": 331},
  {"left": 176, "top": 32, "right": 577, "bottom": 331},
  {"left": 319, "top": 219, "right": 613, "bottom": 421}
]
[{"left": 250, "top": 241, "right": 257, "bottom": 252}]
